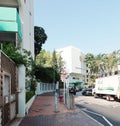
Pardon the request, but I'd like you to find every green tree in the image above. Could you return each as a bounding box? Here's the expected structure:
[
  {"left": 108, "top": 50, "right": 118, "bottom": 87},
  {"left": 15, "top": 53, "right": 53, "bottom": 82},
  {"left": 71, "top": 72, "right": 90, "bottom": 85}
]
[
  {"left": 84, "top": 53, "right": 97, "bottom": 86},
  {"left": 95, "top": 53, "right": 106, "bottom": 76},
  {"left": 36, "top": 49, "right": 64, "bottom": 73},
  {"left": 36, "top": 49, "right": 51, "bottom": 67},
  {"left": 34, "top": 26, "right": 47, "bottom": 56},
  {"left": 2, "top": 43, "right": 37, "bottom": 91},
  {"left": 52, "top": 50, "right": 58, "bottom": 83},
  {"left": 34, "top": 66, "right": 60, "bottom": 83},
  {"left": 85, "top": 53, "right": 96, "bottom": 75},
  {"left": 34, "top": 50, "right": 63, "bottom": 83},
  {"left": 57, "top": 53, "right": 64, "bottom": 74},
  {"left": 2, "top": 43, "right": 32, "bottom": 66},
  {"left": 85, "top": 50, "right": 120, "bottom": 86}
]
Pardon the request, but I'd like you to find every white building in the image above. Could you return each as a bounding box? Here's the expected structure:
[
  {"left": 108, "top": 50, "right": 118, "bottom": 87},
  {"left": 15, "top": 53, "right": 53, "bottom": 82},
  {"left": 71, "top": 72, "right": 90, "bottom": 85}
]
[
  {"left": 57, "top": 46, "right": 87, "bottom": 84},
  {"left": 0, "top": 0, "right": 34, "bottom": 123},
  {"left": 19, "top": 0, "right": 34, "bottom": 58},
  {"left": 0, "top": 0, "right": 34, "bottom": 58}
]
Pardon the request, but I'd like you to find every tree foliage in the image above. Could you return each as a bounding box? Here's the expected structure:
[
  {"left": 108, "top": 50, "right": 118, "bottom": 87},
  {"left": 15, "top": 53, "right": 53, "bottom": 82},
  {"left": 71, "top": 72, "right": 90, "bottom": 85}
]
[
  {"left": 36, "top": 49, "right": 64, "bottom": 73},
  {"left": 2, "top": 43, "right": 36, "bottom": 89},
  {"left": 2, "top": 43, "right": 33, "bottom": 67},
  {"left": 51, "top": 50, "right": 64, "bottom": 74},
  {"left": 34, "top": 66, "right": 60, "bottom": 83},
  {"left": 34, "top": 26, "right": 47, "bottom": 56},
  {"left": 35, "top": 49, "right": 64, "bottom": 83},
  {"left": 57, "top": 53, "right": 64, "bottom": 74},
  {"left": 85, "top": 50, "right": 120, "bottom": 86},
  {"left": 36, "top": 49, "right": 51, "bottom": 67}
]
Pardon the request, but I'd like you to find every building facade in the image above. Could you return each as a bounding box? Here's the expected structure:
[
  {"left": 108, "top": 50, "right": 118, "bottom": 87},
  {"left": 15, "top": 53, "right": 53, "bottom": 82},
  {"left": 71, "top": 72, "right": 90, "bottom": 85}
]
[
  {"left": 0, "top": 0, "right": 34, "bottom": 58},
  {"left": 0, "top": 0, "right": 34, "bottom": 125},
  {"left": 57, "top": 46, "right": 87, "bottom": 84}
]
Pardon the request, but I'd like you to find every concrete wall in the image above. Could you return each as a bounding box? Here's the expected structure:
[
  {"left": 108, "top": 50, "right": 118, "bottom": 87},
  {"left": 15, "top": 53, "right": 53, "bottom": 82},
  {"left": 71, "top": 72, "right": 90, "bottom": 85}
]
[{"left": 19, "top": 0, "right": 34, "bottom": 59}]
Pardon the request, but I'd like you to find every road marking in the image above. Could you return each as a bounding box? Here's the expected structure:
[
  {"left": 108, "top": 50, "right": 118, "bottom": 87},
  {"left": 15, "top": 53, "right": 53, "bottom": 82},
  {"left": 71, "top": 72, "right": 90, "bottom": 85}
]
[
  {"left": 80, "top": 108, "right": 104, "bottom": 126},
  {"left": 82, "top": 109, "right": 113, "bottom": 126},
  {"left": 102, "top": 116, "right": 113, "bottom": 126}
]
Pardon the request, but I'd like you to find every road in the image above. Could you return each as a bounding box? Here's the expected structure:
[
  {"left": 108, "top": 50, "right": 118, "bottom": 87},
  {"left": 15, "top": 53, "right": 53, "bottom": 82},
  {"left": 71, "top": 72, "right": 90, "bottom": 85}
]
[{"left": 75, "top": 91, "right": 120, "bottom": 126}]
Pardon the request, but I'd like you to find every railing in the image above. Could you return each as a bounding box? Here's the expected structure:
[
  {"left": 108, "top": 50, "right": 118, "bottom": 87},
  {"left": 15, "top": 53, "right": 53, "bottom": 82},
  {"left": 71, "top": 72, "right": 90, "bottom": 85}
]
[{"left": 35, "top": 82, "right": 55, "bottom": 95}]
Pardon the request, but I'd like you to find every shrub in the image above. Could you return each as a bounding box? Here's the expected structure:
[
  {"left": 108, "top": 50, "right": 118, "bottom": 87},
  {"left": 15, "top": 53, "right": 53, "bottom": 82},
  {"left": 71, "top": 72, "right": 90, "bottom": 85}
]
[{"left": 26, "top": 91, "right": 35, "bottom": 103}]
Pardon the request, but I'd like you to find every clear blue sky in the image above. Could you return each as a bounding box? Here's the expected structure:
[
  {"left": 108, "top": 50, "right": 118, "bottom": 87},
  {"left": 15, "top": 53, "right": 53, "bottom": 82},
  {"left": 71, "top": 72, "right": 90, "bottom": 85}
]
[{"left": 34, "top": 0, "right": 120, "bottom": 55}]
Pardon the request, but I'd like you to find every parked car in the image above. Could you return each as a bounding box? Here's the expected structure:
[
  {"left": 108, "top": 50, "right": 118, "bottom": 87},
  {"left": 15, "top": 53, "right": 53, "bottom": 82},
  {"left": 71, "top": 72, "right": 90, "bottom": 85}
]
[{"left": 82, "top": 88, "right": 92, "bottom": 96}]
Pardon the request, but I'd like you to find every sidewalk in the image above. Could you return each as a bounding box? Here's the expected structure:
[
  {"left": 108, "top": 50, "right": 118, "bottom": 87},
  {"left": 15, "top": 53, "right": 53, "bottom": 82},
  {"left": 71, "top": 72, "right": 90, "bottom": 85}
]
[{"left": 18, "top": 92, "right": 102, "bottom": 126}]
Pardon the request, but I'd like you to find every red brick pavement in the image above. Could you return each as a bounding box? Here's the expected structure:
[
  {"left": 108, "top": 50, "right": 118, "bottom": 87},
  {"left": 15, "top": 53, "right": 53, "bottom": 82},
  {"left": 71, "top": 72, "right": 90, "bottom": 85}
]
[
  {"left": 28, "top": 94, "right": 76, "bottom": 116},
  {"left": 19, "top": 92, "right": 102, "bottom": 126}
]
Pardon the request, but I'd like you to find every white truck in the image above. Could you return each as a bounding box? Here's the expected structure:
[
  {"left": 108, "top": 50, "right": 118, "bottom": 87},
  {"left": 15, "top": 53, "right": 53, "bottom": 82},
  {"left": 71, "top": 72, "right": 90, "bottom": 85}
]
[{"left": 93, "top": 75, "right": 120, "bottom": 101}]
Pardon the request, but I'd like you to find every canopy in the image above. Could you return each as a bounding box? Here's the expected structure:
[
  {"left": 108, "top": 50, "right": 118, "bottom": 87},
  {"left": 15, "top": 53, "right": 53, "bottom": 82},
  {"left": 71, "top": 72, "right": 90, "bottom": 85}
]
[{"left": 69, "top": 81, "right": 83, "bottom": 86}]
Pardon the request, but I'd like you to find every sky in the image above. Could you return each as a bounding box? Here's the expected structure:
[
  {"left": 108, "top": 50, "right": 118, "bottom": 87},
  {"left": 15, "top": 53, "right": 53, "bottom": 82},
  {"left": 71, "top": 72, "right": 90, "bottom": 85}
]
[{"left": 34, "top": 0, "right": 120, "bottom": 55}]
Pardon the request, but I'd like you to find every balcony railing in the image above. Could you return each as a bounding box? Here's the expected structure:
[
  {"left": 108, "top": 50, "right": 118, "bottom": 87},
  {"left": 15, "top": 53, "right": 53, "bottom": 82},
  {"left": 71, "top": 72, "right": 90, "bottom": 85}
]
[{"left": 0, "top": 7, "right": 22, "bottom": 41}]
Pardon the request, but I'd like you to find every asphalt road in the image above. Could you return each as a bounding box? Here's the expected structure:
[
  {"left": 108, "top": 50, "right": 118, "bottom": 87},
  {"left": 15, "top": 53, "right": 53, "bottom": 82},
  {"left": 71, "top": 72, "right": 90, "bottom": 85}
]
[{"left": 75, "top": 91, "right": 120, "bottom": 126}]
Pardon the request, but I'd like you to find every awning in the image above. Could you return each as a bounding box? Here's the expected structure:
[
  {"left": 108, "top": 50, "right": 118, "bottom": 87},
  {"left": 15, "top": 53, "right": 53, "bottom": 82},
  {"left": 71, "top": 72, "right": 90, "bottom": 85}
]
[
  {"left": 69, "top": 81, "right": 83, "bottom": 86},
  {"left": 0, "top": 7, "right": 22, "bottom": 41}
]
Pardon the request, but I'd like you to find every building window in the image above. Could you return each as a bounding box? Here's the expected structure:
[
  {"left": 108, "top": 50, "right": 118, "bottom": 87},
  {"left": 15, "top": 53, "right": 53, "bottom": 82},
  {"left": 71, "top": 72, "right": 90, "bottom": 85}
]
[
  {"left": 29, "top": 11, "right": 32, "bottom": 16},
  {"left": 24, "top": 0, "right": 26, "bottom": 3}
]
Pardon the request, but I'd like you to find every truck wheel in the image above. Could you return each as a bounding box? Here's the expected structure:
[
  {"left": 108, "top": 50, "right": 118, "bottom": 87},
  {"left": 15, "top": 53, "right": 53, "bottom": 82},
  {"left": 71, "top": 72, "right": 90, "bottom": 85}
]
[
  {"left": 116, "top": 98, "right": 120, "bottom": 102},
  {"left": 106, "top": 96, "right": 110, "bottom": 101},
  {"left": 118, "top": 99, "right": 120, "bottom": 102},
  {"left": 94, "top": 93, "right": 97, "bottom": 98}
]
